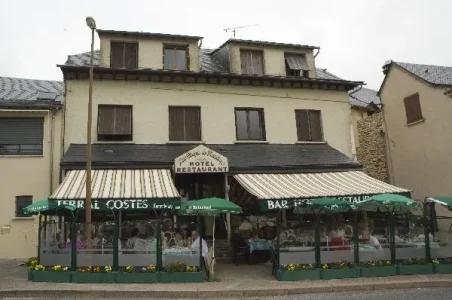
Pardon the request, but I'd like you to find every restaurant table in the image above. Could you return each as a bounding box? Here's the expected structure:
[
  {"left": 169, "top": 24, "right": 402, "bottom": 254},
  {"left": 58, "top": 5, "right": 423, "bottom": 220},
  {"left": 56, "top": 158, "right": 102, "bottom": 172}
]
[{"left": 162, "top": 247, "right": 200, "bottom": 266}]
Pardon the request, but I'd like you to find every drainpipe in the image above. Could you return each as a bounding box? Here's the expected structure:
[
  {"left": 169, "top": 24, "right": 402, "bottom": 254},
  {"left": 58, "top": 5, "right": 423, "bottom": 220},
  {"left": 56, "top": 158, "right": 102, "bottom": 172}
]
[
  {"left": 49, "top": 109, "right": 57, "bottom": 194},
  {"left": 349, "top": 85, "right": 363, "bottom": 97},
  {"left": 314, "top": 48, "right": 321, "bottom": 58}
]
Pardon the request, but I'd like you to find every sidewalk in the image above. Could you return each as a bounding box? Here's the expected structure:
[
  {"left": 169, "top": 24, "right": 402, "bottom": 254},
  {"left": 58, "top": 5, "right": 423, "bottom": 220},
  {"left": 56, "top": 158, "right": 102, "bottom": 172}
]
[{"left": 1, "top": 259, "right": 451, "bottom": 298}]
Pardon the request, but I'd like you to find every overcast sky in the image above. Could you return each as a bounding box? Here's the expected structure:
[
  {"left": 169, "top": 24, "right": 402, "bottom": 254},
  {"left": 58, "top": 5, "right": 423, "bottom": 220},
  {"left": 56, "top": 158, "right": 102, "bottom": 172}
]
[{"left": 1, "top": 0, "right": 451, "bottom": 90}]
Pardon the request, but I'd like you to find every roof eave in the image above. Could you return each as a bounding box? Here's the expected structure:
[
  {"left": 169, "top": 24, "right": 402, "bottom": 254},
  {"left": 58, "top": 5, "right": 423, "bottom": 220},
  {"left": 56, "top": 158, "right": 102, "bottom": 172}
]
[
  {"left": 58, "top": 65, "right": 363, "bottom": 90},
  {"left": 96, "top": 29, "right": 203, "bottom": 41}
]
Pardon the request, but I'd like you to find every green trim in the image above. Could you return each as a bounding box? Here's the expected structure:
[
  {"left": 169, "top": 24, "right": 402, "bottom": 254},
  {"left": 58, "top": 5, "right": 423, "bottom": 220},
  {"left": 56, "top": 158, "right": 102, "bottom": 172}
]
[
  {"left": 116, "top": 272, "right": 158, "bottom": 283},
  {"left": 71, "top": 272, "right": 116, "bottom": 283},
  {"left": 321, "top": 268, "right": 360, "bottom": 279},
  {"left": 397, "top": 263, "right": 433, "bottom": 275},
  {"left": 434, "top": 264, "right": 452, "bottom": 274},
  {"left": 360, "top": 266, "right": 397, "bottom": 277},
  {"left": 276, "top": 269, "right": 321, "bottom": 281},
  {"left": 32, "top": 271, "right": 71, "bottom": 283}
]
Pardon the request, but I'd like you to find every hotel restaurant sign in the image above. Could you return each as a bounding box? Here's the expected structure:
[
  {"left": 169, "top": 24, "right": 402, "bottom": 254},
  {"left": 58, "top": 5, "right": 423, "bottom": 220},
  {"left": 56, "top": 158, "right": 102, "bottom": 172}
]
[
  {"left": 174, "top": 145, "right": 229, "bottom": 174},
  {"left": 262, "top": 195, "right": 373, "bottom": 210}
]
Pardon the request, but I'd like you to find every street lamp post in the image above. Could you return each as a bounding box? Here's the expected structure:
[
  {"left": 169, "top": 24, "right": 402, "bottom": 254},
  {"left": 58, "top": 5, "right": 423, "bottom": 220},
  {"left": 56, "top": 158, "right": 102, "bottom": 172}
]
[{"left": 85, "top": 16, "right": 96, "bottom": 244}]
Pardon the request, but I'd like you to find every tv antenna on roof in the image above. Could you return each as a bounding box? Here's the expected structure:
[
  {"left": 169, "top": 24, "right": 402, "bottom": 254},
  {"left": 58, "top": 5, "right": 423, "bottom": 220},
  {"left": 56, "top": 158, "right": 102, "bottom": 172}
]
[{"left": 224, "top": 24, "right": 258, "bottom": 37}]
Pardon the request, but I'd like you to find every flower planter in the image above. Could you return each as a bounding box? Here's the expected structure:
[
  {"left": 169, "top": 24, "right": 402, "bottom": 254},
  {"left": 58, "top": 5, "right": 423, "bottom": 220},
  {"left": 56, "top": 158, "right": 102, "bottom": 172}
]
[
  {"left": 360, "top": 266, "right": 397, "bottom": 277},
  {"left": 27, "top": 270, "right": 33, "bottom": 281},
  {"left": 71, "top": 272, "right": 116, "bottom": 283},
  {"left": 276, "top": 269, "right": 321, "bottom": 281},
  {"left": 398, "top": 263, "right": 433, "bottom": 275},
  {"left": 173, "top": 272, "right": 203, "bottom": 283},
  {"left": 32, "top": 271, "right": 71, "bottom": 283},
  {"left": 158, "top": 272, "right": 174, "bottom": 283},
  {"left": 434, "top": 264, "right": 452, "bottom": 274},
  {"left": 116, "top": 272, "right": 158, "bottom": 283},
  {"left": 321, "top": 268, "right": 359, "bottom": 280}
]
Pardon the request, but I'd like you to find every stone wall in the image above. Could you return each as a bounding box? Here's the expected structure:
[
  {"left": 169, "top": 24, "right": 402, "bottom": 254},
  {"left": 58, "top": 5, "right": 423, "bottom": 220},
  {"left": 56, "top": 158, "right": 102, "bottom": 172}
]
[{"left": 356, "top": 112, "right": 389, "bottom": 183}]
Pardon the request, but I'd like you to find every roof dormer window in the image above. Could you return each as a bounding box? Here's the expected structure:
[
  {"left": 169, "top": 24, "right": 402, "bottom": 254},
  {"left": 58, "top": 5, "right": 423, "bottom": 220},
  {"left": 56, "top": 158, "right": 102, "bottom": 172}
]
[
  {"left": 110, "top": 41, "right": 138, "bottom": 69},
  {"left": 285, "top": 53, "right": 310, "bottom": 77},
  {"left": 164, "top": 45, "right": 189, "bottom": 71}
]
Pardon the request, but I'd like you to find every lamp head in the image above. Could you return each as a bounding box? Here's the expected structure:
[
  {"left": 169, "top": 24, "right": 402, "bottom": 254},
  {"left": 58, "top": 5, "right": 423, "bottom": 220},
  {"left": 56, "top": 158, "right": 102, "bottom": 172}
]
[{"left": 86, "top": 16, "right": 96, "bottom": 30}]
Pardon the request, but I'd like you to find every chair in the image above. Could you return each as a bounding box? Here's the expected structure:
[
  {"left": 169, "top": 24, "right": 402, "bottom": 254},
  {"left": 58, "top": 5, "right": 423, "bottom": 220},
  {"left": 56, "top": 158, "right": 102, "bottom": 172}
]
[{"left": 231, "top": 233, "right": 248, "bottom": 265}]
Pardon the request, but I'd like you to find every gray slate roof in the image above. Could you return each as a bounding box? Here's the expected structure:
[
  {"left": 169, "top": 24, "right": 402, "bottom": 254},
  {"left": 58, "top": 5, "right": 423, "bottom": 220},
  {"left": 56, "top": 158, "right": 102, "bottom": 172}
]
[
  {"left": 349, "top": 87, "right": 381, "bottom": 109},
  {"left": 61, "top": 143, "right": 360, "bottom": 173},
  {"left": 393, "top": 61, "right": 452, "bottom": 86},
  {"left": 0, "top": 77, "right": 64, "bottom": 107},
  {"left": 64, "top": 50, "right": 347, "bottom": 82}
]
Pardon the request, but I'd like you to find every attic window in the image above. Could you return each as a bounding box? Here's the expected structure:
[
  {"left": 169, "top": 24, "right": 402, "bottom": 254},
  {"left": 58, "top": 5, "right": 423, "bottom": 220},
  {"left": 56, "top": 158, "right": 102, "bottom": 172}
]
[
  {"left": 285, "top": 54, "right": 310, "bottom": 77},
  {"left": 404, "top": 93, "right": 423, "bottom": 124},
  {"left": 163, "top": 45, "right": 189, "bottom": 71},
  {"left": 37, "top": 91, "right": 57, "bottom": 100}
]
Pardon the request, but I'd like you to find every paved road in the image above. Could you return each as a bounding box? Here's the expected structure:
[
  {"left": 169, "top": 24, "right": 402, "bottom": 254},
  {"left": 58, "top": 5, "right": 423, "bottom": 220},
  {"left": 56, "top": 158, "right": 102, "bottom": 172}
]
[{"left": 4, "top": 287, "right": 452, "bottom": 300}]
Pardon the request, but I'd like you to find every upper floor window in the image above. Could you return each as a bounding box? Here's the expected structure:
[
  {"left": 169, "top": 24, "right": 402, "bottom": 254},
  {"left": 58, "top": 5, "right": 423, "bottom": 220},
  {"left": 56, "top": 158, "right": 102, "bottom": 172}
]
[
  {"left": 285, "top": 54, "right": 310, "bottom": 77},
  {"left": 16, "top": 195, "right": 32, "bottom": 217},
  {"left": 164, "top": 46, "right": 188, "bottom": 71},
  {"left": 404, "top": 93, "right": 423, "bottom": 124},
  {"left": 110, "top": 41, "right": 138, "bottom": 69},
  {"left": 240, "top": 50, "right": 264, "bottom": 75},
  {"left": 0, "top": 117, "right": 44, "bottom": 155},
  {"left": 169, "top": 107, "right": 201, "bottom": 141},
  {"left": 295, "top": 110, "right": 323, "bottom": 142},
  {"left": 235, "top": 108, "right": 266, "bottom": 141},
  {"left": 97, "top": 105, "right": 133, "bottom": 141}
]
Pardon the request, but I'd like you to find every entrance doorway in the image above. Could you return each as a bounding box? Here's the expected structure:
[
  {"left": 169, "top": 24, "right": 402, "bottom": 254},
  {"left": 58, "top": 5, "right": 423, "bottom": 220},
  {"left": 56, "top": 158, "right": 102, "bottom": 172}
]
[{"left": 175, "top": 173, "right": 227, "bottom": 239}]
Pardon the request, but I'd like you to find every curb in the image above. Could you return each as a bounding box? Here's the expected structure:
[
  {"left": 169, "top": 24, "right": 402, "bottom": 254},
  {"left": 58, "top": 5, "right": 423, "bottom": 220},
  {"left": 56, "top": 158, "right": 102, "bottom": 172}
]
[{"left": 1, "top": 280, "right": 451, "bottom": 298}]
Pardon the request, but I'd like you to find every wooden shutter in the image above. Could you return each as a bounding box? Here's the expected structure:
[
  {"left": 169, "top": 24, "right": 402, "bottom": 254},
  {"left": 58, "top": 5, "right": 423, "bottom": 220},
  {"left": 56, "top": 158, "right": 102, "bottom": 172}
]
[
  {"left": 110, "top": 42, "right": 125, "bottom": 68},
  {"left": 251, "top": 51, "right": 264, "bottom": 75},
  {"left": 169, "top": 107, "right": 185, "bottom": 141},
  {"left": 309, "top": 110, "right": 323, "bottom": 141},
  {"left": 98, "top": 106, "right": 116, "bottom": 134},
  {"left": 184, "top": 107, "right": 201, "bottom": 141},
  {"left": 124, "top": 43, "right": 138, "bottom": 69},
  {"left": 240, "top": 50, "right": 252, "bottom": 74},
  {"left": 114, "top": 106, "right": 132, "bottom": 135},
  {"left": 296, "top": 110, "right": 310, "bottom": 141},
  {"left": 404, "top": 94, "right": 423, "bottom": 124},
  {"left": 0, "top": 118, "right": 44, "bottom": 145}
]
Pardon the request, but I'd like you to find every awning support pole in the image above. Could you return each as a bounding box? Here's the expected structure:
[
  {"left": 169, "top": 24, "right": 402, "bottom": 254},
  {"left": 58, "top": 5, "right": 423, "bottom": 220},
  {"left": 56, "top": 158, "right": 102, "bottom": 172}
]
[
  {"left": 113, "top": 220, "right": 119, "bottom": 272},
  {"left": 224, "top": 174, "right": 231, "bottom": 242},
  {"left": 70, "top": 222, "right": 77, "bottom": 271},
  {"left": 276, "top": 210, "right": 281, "bottom": 272},
  {"left": 37, "top": 215, "right": 42, "bottom": 264},
  {"left": 199, "top": 214, "right": 203, "bottom": 274},
  {"left": 353, "top": 211, "right": 360, "bottom": 265},
  {"left": 315, "top": 214, "right": 321, "bottom": 269},
  {"left": 389, "top": 212, "right": 396, "bottom": 265},
  {"left": 422, "top": 201, "right": 431, "bottom": 261},
  {"left": 156, "top": 221, "right": 162, "bottom": 271}
]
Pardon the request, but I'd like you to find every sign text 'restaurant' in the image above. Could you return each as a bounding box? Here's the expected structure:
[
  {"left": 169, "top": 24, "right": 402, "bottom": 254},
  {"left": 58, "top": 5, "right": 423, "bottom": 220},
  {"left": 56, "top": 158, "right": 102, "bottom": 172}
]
[{"left": 174, "top": 145, "right": 229, "bottom": 174}]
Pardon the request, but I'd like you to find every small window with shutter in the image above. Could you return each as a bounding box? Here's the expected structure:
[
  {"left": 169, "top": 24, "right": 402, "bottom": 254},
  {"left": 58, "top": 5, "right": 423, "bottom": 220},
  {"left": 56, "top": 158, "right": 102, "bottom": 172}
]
[
  {"left": 295, "top": 110, "right": 323, "bottom": 142},
  {"left": 168, "top": 106, "right": 201, "bottom": 141},
  {"left": 404, "top": 93, "right": 423, "bottom": 124},
  {"left": 234, "top": 108, "right": 266, "bottom": 141},
  {"left": 285, "top": 53, "right": 310, "bottom": 77},
  {"left": 240, "top": 50, "right": 264, "bottom": 75},
  {"left": 0, "top": 117, "right": 44, "bottom": 155},
  {"left": 163, "top": 45, "right": 189, "bottom": 71},
  {"left": 16, "top": 195, "right": 32, "bottom": 217},
  {"left": 110, "top": 41, "right": 138, "bottom": 69},
  {"left": 97, "top": 105, "right": 133, "bottom": 141}
]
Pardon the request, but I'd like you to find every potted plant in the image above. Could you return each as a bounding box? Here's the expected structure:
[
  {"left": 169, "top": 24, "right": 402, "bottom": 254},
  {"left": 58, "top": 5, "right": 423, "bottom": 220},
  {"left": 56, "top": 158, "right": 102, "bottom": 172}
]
[
  {"left": 360, "top": 260, "right": 397, "bottom": 277},
  {"left": 32, "top": 264, "right": 71, "bottom": 282},
  {"left": 116, "top": 265, "right": 158, "bottom": 283},
  {"left": 433, "top": 258, "right": 452, "bottom": 274},
  {"left": 321, "top": 261, "right": 359, "bottom": 279},
  {"left": 398, "top": 258, "right": 433, "bottom": 275},
  {"left": 26, "top": 258, "right": 38, "bottom": 281},
  {"left": 72, "top": 266, "right": 115, "bottom": 283},
  {"left": 276, "top": 263, "right": 321, "bottom": 281},
  {"left": 162, "top": 262, "right": 203, "bottom": 283}
]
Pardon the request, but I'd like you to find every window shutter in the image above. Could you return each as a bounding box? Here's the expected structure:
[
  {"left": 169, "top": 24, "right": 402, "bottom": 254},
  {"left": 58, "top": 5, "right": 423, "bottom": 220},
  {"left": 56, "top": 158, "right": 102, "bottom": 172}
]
[
  {"left": 124, "top": 43, "right": 138, "bottom": 69},
  {"left": 296, "top": 110, "right": 310, "bottom": 141},
  {"left": 98, "top": 106, "right": 116, "bottom": 134},
  {"left": 251, "top": 51, "right": 264, "bottom": 75},
  {"left": 309, "top": 110, "right": 323, "bottom": 141},
  {"left": 184, "top": 107, "right": 201, "bottom": 141},
  {"left": 240, "top": 50, "right": 252, "bottom": 74},
  {"left": 404, "top": 94, "right": 422, "bottom": 124},
  {"left": 169, "top": 107, "right": 185, "bottom": 141},
  {"left": 110, "top": 42, "right": 125, "bottom": 68},
  {"left": 0, "top": 118, "right": 44, "bottom": 145},
  {"left": 113, "top": 106, "right": 132, "bottom": 135}
]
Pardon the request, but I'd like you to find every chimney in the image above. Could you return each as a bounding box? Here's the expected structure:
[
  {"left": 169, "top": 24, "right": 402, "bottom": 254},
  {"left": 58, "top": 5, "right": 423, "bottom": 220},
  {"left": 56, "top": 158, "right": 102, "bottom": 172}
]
[{"left": 382, "top": 60, "right": 393, "bottom": 75}]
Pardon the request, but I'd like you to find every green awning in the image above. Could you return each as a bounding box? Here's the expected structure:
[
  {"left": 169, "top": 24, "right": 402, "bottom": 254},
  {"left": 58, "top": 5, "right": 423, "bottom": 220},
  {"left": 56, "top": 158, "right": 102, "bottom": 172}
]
[
  {"left": 53, "top": 198, "right": 181, "bottom": 212},
  {"left": 426, "top": 197, "right": 452, "bottom": 211},
  {"left": 294, "top": 197, "right": 359, "bottom": 214},
  {"left": 360, "top": 193, "right": 418, "bottom": 212},
  {"left": 179, "top": 197, "right": 242, "bottom": 216},
  {"left": 22, "top": 200, "right": 76, "bottom": 216}
]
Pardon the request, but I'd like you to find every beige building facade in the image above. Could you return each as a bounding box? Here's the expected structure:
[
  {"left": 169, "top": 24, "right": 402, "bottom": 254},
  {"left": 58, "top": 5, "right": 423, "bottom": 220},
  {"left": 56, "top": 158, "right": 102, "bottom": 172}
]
[
  {"left": 380, "top": 61, "right": 452, "bottom": 231},
  {"left": 0, "top": 77, "right": 63, "bottom": 259}
]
